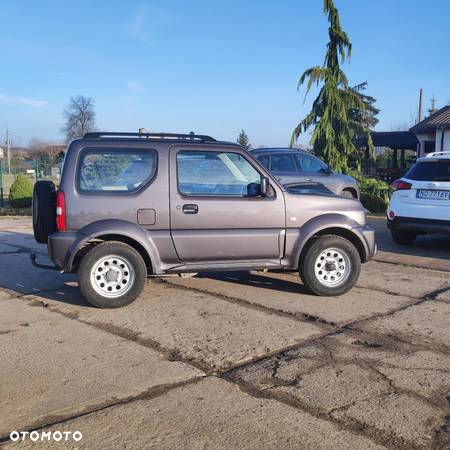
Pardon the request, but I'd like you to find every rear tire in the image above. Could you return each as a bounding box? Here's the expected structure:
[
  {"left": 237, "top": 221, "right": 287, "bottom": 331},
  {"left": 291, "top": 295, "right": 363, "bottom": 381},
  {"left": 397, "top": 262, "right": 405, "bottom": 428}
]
[
  {"left": 391, "top": 229, "right": 416, "bottom": 245},
  {"left": 32, "top": 181, "right": 56, "bottom": 244},
  {"left": 78, "top": 241, "right": 147, "bottom": 308},
  {"left": 299, "top": 235, "right": 361, "bottom": 296}
]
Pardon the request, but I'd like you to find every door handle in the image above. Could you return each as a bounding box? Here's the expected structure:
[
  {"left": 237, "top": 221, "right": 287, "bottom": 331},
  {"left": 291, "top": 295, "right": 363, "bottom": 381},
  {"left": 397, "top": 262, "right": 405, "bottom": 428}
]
[
  {"left": 182, "top": 204, "right": 198, "bottom": 214},
  {"left": 305, "top": 178, "right": 313, "bottom": 181}
]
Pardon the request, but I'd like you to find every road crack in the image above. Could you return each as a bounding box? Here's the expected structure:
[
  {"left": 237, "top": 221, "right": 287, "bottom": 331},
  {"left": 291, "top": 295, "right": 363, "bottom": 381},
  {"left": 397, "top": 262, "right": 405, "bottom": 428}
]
[{"left": 0, "top": 376, "right": 204, "bottom": 444}]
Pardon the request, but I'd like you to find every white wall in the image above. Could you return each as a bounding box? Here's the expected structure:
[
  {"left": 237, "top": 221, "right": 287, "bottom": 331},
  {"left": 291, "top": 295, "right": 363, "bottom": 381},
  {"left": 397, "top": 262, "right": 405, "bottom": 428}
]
[{"left": 435, "top": 128, "right": 450, "bottom": 152}]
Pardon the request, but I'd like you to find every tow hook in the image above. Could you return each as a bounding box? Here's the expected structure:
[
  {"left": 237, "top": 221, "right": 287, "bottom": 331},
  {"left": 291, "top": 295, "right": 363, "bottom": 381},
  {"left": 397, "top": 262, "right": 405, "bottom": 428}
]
[{"left": 30, "top": 253, "right": 60, "bottom": 271}]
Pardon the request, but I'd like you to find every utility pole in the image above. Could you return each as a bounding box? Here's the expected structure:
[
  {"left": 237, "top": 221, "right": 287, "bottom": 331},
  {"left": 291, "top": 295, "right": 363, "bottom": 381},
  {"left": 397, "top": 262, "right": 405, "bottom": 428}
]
[
  {"left": 4, "top": 125, "right": 11, "bottom": 175},
  {"left": 0, "top": 159, "right": 3, "bottom": 207},
  {"left": 418, "top": 88, "right": 424, "bottom": 123}
]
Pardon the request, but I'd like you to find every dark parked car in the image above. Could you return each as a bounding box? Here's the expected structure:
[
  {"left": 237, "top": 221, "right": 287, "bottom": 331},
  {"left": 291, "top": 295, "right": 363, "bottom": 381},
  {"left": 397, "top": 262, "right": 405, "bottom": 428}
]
[
  {"left": 250, "top": 148, "right": 360, "bottom": 199},
  {"left": 32, "top": 132, "right": 375, "bottom": 308}
]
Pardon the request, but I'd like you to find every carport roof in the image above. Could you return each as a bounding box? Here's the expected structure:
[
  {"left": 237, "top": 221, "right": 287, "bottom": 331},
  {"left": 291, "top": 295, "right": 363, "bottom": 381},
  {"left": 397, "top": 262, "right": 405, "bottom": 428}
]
[{"left": 358, "top": 131, "right": 418, "bottom": 150}]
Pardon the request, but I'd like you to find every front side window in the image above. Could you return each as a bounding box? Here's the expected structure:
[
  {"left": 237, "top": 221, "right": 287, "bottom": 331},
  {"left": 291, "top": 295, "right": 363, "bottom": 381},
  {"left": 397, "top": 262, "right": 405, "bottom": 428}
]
[
  {"left": 78, "top": 148, "right": 157, "bottom": 193},
  {"left": 177, "top": 150, "right": 261, "bottom": 196},
  {"left": 257, "top": 155, "right": 270, "bottom": 169},
  {"left": 295, "top": 154, "right": 326, "bottom": 173}
]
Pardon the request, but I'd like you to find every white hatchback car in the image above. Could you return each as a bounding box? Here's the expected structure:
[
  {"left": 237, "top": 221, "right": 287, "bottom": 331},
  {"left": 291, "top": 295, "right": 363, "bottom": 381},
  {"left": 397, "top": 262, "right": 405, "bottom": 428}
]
[{"left": 387, "top": 152, "right": 450, "bottom": 245}]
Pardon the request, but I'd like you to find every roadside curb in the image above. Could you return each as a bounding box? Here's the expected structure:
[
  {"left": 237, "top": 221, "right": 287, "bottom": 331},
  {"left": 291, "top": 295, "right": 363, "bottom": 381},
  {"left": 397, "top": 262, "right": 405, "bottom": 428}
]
[{"left": 374, "top": 251, "right": 450, "bottom": 272}]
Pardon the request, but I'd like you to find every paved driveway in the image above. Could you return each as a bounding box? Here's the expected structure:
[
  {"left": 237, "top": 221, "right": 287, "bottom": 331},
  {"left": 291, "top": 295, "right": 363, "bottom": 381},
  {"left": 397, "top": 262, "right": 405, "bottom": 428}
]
[{"left": 0, "top": 217, "right": 449, "bottom": 449}]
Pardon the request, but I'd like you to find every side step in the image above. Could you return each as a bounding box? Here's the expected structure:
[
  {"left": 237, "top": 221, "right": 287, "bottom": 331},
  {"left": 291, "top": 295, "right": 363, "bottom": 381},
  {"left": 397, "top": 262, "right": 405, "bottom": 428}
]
[{"left": 166, "top": 261, "right": 282, "bottom": 274}]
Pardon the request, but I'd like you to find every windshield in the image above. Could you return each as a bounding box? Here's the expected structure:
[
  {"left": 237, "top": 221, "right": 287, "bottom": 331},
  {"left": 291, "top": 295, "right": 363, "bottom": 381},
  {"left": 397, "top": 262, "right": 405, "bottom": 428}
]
[{"left": 405, "top": 161, "right": 450, "bottom": 182}]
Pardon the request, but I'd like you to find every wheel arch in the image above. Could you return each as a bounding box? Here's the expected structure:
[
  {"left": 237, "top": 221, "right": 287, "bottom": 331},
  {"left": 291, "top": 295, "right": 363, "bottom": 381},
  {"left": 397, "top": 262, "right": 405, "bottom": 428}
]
[
  {"left": 65, "top": 219, "right": 161, "bottom": 274},
  {"left": 71, "top": 234, "right": 153, "bottom": 273},
  {"left": 299, "top": 226, "right": 366, "bottom": 265},
  {"left": 341, "top": 187, "right": 358, "bottom": 199},
  {"left": 288, "top": 214, "right": 370, "bottom": 268}
]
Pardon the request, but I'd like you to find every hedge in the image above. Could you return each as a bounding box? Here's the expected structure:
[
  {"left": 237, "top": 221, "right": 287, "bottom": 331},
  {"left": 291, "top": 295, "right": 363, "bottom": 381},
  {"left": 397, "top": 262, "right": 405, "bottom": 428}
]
[
  {"left": 360, "top": 192, "right": 388, "bottom": 214},
  {"left": 9, "top": 174, "right": 33, "bottom": 208}
]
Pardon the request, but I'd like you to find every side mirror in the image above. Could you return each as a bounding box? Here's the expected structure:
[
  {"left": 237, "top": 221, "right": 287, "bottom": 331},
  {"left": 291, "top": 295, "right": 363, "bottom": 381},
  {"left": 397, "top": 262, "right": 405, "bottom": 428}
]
[{"left": 260, "top": 176, "right": 270, "bottom": 196}]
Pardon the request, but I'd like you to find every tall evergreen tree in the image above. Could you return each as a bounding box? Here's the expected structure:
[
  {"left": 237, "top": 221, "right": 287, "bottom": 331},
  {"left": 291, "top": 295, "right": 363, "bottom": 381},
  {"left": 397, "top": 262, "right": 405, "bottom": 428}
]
[
  {"left": 347, "top": 82, "right": 379, "bottom": 139},
  {"left": 290, "top": 0, "right": 374, "bottom": 173},
  {"left": 237, "top": 130, "right": 251, "bottom": 150}
]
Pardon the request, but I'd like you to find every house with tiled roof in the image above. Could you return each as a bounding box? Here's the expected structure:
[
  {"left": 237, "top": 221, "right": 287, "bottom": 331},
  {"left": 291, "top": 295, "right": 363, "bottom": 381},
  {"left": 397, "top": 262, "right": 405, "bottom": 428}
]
[{"left": 410, "top": 105, "right": 450, "bottom": 157}]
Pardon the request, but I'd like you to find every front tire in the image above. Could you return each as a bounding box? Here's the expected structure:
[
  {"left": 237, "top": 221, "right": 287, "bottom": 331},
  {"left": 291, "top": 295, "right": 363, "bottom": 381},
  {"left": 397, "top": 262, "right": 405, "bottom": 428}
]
[
  {"left": 390, "top": 229, "right": 416, "bottom": 245},
  {"left": 299, "top": 235, "right": 361, "bottom": 296},
  {"left": 78, "top": 241, "right": 147, "bottom": 308}
]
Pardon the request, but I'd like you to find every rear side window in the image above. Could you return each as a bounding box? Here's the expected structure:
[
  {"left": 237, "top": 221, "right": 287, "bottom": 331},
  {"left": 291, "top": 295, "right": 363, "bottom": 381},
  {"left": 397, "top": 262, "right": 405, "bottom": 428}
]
[
  {"left": 270, "top": 154, "right": 296, "bottom": 172},
  {"left": 78, "top": 148, "right": 157, "bottom": 193},
  {"left": 405, "top": 161, "right": 450, "bottom": 182},
  {"left": 295, "top": 154, "right": 326, "bottom": 173}
]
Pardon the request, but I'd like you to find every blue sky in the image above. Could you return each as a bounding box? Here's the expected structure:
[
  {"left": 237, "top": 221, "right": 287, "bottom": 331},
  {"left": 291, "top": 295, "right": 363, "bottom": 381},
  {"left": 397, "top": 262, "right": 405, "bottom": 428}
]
[{"left": 1, "top": 0, "right": 449, "bottom": 147}]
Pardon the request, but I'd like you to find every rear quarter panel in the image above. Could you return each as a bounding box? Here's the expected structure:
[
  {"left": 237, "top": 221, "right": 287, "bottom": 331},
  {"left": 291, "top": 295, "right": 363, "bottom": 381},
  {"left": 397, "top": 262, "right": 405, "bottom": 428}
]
[{"left": 61, "top": 140, "right": 170, "bottom": 231}]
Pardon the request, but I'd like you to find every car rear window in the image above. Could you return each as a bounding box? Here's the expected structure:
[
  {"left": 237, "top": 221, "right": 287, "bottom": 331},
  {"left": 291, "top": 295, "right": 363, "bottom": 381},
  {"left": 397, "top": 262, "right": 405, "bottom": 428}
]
[
  {"left": 405, "top": 161, "right": 450, "bottom": 182},
  {"left": 78, "top": 148, "right": 157, "bottom": 193}
]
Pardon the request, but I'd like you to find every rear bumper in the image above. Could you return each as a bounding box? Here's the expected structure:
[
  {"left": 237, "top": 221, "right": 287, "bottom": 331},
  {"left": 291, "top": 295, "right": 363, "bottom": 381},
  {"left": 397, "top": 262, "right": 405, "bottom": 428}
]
[
  {"left": 387, "top": 216, "right": 450, "bottom": 234},
  {"left": 48, "top": 231, "right": 78, "bottom": 269}
]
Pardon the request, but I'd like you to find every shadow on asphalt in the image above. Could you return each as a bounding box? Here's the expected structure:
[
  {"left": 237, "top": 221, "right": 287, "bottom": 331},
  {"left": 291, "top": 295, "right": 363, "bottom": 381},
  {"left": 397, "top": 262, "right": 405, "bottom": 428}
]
[
  {"left": 196, "top": 271, "right": 310, "bottom": 295},
  {"left": 0, "top": 230, "right": 91, "bottom": 307},
  {"left": 368, "top": 217, "right": 450, "bottom": 261},
  {"left": 29, "top": 285, "right": 92, "bottom": 308}
]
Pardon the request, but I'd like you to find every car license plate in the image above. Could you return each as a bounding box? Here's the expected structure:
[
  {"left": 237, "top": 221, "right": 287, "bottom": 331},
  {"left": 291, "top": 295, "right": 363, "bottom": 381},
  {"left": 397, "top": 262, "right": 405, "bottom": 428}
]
[{"left": 416, "top": 189, "right": 450, "bottom": 200}]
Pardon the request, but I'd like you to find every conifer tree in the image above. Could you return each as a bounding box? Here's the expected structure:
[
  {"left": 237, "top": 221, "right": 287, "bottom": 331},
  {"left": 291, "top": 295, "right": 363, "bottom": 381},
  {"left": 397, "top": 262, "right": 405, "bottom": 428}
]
[
  {"left": 291, "top": 0, "right": 376, "bottom": 173},
  {"left": 237, "top": 130, "right": 251, "bottom": 150}
]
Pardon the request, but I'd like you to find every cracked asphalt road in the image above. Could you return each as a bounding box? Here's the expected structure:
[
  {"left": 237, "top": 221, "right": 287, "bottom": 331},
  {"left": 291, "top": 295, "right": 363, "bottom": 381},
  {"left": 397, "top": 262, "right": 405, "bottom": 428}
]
[{"left": 0, "top": 217, "right": 449, "bottom": 449}]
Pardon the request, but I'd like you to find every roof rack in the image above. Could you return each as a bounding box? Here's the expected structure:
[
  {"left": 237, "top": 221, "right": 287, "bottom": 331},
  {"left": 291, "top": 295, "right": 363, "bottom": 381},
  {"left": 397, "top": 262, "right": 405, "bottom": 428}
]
[
  {"left": 425, "top": 151, "right": 450, "bottom": 158},
  {"left": 83, "top": 131, "right": 217, "bottom": 143}
]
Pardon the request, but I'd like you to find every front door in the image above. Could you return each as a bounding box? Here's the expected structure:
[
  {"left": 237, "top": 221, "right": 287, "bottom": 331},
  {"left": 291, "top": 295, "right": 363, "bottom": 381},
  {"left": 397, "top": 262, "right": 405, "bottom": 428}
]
[
  {"left": 169, "top": 146, "right": 286, "bottom": 263},
  {"left": 293, "top": 153, "right": 341, "bottom": 193}
]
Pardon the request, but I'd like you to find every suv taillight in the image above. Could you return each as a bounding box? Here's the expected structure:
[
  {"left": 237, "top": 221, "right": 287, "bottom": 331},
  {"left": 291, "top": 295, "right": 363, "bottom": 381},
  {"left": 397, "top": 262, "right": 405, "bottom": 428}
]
[
  {"left": 56, "top": 190, "right": 66, "bottom": 231},
  {"left": 392, "top": 179, "right": 412, "bottom": 191}
]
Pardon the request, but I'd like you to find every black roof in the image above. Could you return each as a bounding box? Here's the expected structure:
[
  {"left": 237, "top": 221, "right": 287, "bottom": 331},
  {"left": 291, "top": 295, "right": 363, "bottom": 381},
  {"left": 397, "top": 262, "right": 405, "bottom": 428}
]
[
  {"left": 410, "top": 105, "right": 450, "bottom": 133},
  {"left": 357, "top": 131, "right": 418, "bottom": 150}
]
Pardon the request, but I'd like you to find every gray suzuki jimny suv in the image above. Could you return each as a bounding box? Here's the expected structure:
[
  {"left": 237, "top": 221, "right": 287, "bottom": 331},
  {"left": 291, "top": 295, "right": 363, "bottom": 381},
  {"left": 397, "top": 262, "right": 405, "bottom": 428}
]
[{"left": 32, "top": 132, "right": 375, "bottom": 308}]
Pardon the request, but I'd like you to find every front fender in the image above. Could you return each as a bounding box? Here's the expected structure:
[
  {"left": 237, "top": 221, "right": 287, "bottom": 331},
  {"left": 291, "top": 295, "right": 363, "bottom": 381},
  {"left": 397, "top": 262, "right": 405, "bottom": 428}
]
[
  {"left": 283, "top": 213, "right": 371, "bottom": 268},
  {"left": 65, "top": 219, "right": 163, "bottom": 272}
]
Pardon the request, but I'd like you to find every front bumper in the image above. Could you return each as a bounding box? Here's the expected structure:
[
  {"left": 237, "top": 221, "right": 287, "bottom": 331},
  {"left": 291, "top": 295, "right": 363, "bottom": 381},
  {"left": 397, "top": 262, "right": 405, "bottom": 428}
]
[
  {"left": 387, "top": 216, "right": 450, "bottom": 235},
  {"left": 350, "top": 225, "right": 376, "bottom": 262}
]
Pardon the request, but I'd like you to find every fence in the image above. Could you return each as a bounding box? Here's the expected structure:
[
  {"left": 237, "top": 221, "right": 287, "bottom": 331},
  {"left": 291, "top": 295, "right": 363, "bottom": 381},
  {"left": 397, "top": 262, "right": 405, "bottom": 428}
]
[
  {"left": 0, "top": 157, "right": 62, "bottom": 207},
  {"left": 363, "top": 148, "right": 416, "bottom": 183}
]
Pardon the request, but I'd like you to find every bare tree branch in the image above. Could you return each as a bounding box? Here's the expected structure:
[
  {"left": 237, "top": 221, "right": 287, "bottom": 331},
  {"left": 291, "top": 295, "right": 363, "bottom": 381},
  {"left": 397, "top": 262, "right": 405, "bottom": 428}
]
[{"left": 61, "top": 95, "right": 97, "bottom": 142}]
